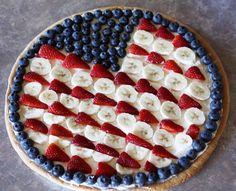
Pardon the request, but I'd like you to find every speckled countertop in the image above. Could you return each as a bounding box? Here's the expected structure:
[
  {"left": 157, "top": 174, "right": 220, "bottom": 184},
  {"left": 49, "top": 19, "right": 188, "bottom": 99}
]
[{"left": 0, "top": 0, "right": 236, "bottom": 190}]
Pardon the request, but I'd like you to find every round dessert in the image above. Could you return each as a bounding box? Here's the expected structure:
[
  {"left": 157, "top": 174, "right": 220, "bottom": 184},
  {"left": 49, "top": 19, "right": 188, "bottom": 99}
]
[{"left": 5, "top": 7, "right": 229, "bottom": 191}]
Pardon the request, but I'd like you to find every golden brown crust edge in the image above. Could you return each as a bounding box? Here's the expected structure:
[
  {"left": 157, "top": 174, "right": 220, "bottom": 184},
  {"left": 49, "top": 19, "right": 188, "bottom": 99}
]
[{"left": 4, "top": 6, "right": 230, "bottom": 191}]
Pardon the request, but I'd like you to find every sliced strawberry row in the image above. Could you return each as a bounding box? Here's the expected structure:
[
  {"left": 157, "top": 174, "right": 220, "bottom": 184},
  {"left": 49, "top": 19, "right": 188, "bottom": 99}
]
[
  {"left": 144, "top": 161, "right": 157, "bottom": 172},
  {"left": 160, "top": 119, "right": 184, "bottom": 133},
  {"left": 48, "top": 101, "right": 76, "bottom": 117},
  {"left": 19, "top": 94, "right": 48, "bottom": 109},
  {"left": 138, "top": 109, "right": 158, "bottom": 124},
  {"left": 49, "top": 124, "right": 73, "bottom": 138},
  {"left": 45, "top": 143, "right": 70, "bottom": 162},
  {"left": 72, "top": 134, "right": 95, "bottom": 150},
  {"left": 114, "top": 72, "right": 135, "bottom": 86},
  {"left": 137, "top": 18, "right": 157, "bottom": 32},
  {"left": 156, "top": 86, "right": 178, "bottom": 103},
  {"left": 117, "top": 152, "right": 141, "bottom": 169},
  {"left": 95, "top": 162, "right": 117, "bottom": 177},
  {"left": 135, "top": 79, "right": 157, "bottom": 94},
  {"left": 39, "top": 44, "right": 65, "bottom": 61},
  {"left": 178, "top": 94, "right": 202, "bottom": 109},
  {"left": 90, "top": 64, "right": 114, "bottom": 80},
  {"left": 49, "top": 79, "right": 71, "bottom": 94},
  {"left": 126, "top": 133, "right": 153, "bottom": 150},
  {"left": 152, "top": 145, "right": 178, "bottom": 159},
  {"left": 185, "top": 66, "right": 205, "bottom": 80},
  {"left": 95, "top": 143, "right": 119, "bottom": 158},
  {"left": 186, "top": 124, "right": 200, "bottom": 139},
  {"left": 146, "top": 52, "right": 165, "bottom": 65},
  {"left": 163, "top": 60, "right": 183, "bottom": 74},
  {"left": 62, "top": 53, "right": 90, "bottom": 69},
  {"left": 24, "top": 119, "right": 48, "bottom": 134},
  {"left": 100, "top": 123, "right": 126, "bottom": 137},
  {"left": 76, "top": 112, "right": 100, "bottom": 127},
  {"left": 128, "top": 44, "right": 149, "bottom": 56},
  {"left": 155, "top": 26, "right": 174, "bottom": 40},
  {"left": 116, "top": 101, "right": 139, "bottom": 115},
  {"left": 24, "top": 72, "right": 49, "bottom": 86},
  {"left": 172, "top": 35, "right": 189, "bottom": 48},
  {"left": 67, "top": 155, "right": 92, "bottom": 174},
  {"left": 93, "top": 93, "right": 117, "bottom": 106},
  {"left": 71, "top": 86, "right": 94, "bottom": 99}
]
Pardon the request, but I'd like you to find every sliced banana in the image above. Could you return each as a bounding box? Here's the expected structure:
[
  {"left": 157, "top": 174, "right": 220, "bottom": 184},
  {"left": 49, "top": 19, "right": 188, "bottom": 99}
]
[
  {"left": 174, "top": 47, "right": 196, "bottom": 65},
  {"left": 66, "top": 118, "right": 84, "bottom": 133},
  {"left": 152, "top": 39, "right": 174, "bottom": 55},
  {"left": 39, "top": 90, "right": 58, "bottom": 105},
  {"left": 94, "top": 78, "right": 115, "bottom": 94},
  {"left": 21, "top": 106, "right": 44, "bottom": 119},
  {"left": 174, "top": 133, "right": 193, "bottom": 151},
  {"left": 132, "top": 122, "right": 153, "bottom": 140},
  {"left": 27, "top": 129, "right": 48, "bottom": 144},
  {"left": 49, "top": 135, "right": 70, "bottom": 148},
  {"left": 70, "top": 144, "right": 94, "bottom": 158},
  {"left": 71, "top": 71, "right": 93, "bottom": 87},
  {"left": 149, "top": 153, "right": 172, "bottom": 168},
  {"left": 139, "top": 93, "right": 161, "bottom": 111},
  {"left": 79, "top": 99, "right": 100, "bottom": 115},
  {"left": 188, "top": 81, "right": 210, "bottom": 101},
  {"left": 160, "top": 101, "right": 181, "bottom": 120},
  {"left": 133, "top": 30, "right": 154, "bottom": 46},
  {"left": 50, "top": 65, "right": 71, "bottom": 82},
  {"left": 104, "top": 134, "right": 126, "bottom": 149},
  {"left": 116, "top": 85, "right": 138, "bottom": 103},
  {"left": 92, "top": 151, "right": 113, "bottom": 162},
  {"left": 164, "top": 73, "right": 187, "bottom": 91},
  {"left": 43, "top": 112, "right": 65, "bottom": 125},
  {"left": 97, "top": 107, "right": 116, "bottom": 122},
  {"left": 143, "top": 64, "right": 164, "bottom": 82},
  {"left": 84, "top": 125, "right": 106, "bottom": 142},
  {"left": 125, "top": 143, "right": 149, "bottom": 161},
  {"left": 184, "top": 107, "right": 205, "bottom": 125},
  {"left": 23, "top": 82, "right": 42, "bottom": 96},
  {"left": 122, "top": 58, "right": 143, "bottom": 74},
  {"left": 117, "top": 113, "right": 136, "bottom": 134},
  {"left": 60, "top": 93, "right": 79, "bottom": 109},
  {"left": 153, "top": 129, "right": 174, "bottom": 147},
  {"left": 30, "top": 57, "right": 51, "bottom": 75},
  {"left": 116, "top": 163, "right": 134, "bottom": 175}
]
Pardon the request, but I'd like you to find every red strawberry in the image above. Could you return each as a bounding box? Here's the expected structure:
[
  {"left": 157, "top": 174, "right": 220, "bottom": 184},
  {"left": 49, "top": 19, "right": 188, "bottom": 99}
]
[
  {"left": 72, "top": 134, "right": 95, "bottom": 150},
  {"left": 100, "top": 123, "right": 126, "bottom": 137},
  {"left": 152, "top": 145, "right": 178, "bottom": 159},
  {"left": 126, "top": 133, "right": 153, "bottom": 150},
  {"left": 156, "top": 86, "right": 178, "bottom": 103},
  {"left": 67, "top": 155, "right": 92, "bottom": 174},
  {"left": 146, "top": 52, "right": 165, "bottom": 65},
  {"left": 144, "top": 161, "right": 157, "bottom": 172},
  {"left": 49, "top": 79, "right": 71, "bottom": 94},
  {"left": 128, "top": 44, "right": 149, "bottom": 56},
  {"left": 62, "top": 53, "right": 90, "bottom": 69},
  {"left": 76, "top": 112, "right": 100, "bottom": 127},
  {"left": 138, "top": 109, "right": 159, "bottom": 124},
  {"left": 48, "top": 101, "right": 76, "bottom": 117},
  {"left": 185, "top": 66, "right": 205, "bottom": 80},
  {"left": 90, "top": 64, "right": 114, "bottom": 80},
  {"left": 24, "top": 72, "right": 49, "bottom": 86},
  {"left": 137, "top": 18, "right": 157, "bottom": 32},
  {"left": 178, "top": 94, "right": 202, "bottom": 109},
  {"left": 93, "top": 93, "right": 117, "bottom": 106},
  {"left": 96, "top": 162, "right": 117, "bottom": 177},
  {"left": 116, "top": 101, "right": 139, "bottom": 115},
  {"left": 24, "top": 119, "right": 48, "bottom": 134},
  {"left": 160, "top": 119, "right": 184, "bottom": 133},
  {"left": 45, "top": 143, "right": 70, "bottom": 162},
  {"left": 39, "top": 44, "right": 65, "bottom": 60},
  {"left": 172, "top": 35, "right": 189, "bottom": 48},
  {"left": 117, "top": 152, "right": 141, "bottom": 169},
  {"left": 19, "top": 94, "right": 48, "bottom": 109},
  {"left": 186, "top": 124, "right": 200, "bottom": 139},
  {"left": 95, "top": 144, "right": 119, "bottom": 158},
  {"left": 71, "top": 86, "right": 94, "bottom": 99},
  {"left": 49, "top": 124, "right": 73, "bottom": 138},
  {"left": 155, "top": 26, "right": 174, "bottom": 40},
  {"left": 163, "top": 60, "right": 183, "bottom": 74},
  {"left": 135, "top": 79, "right": 157, "bottom": 94},
  {"left": 114, "top": 72, "right": 135, "bottom": 86}
]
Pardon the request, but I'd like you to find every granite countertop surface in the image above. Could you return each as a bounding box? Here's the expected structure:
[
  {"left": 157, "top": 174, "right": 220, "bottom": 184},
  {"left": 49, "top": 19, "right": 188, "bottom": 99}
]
[{"left": 0, "top": 0, "right": 235, "bottom": 190}]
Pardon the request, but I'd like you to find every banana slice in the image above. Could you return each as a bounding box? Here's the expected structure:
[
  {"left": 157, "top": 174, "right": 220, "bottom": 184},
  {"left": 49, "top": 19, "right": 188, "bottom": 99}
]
[
  {"left": 125, "top": 143, "right": 149, "bottom": 161},
  {"left": 30, "top": 57, "right": 51, "bottom": 75},
  {"left": 174, "top": 47, "right": 196, "bottom": 65},
  {"left": 188, "top": 82, "right": 210, "bottom": 101},
  {"left": 139, "top": 93, "right": 161, "bottom": 111},
  {"left": 160, "top": 101, "right": 181, "bottom": 120},
  {"left": 71, "top": 71, "right": 93, "bottom": 87},
  {"left": 174, "top": 133, "right": 193, "bottom": 151},
  {"left": 43, "top": 112, "right": 65, "bottom": 125},
  {"left": 143, "top": 64, "right": 164, "bottom": 82},
  {"left": 60, "top": 93, "right": 79, "bottom": 109},
  {"left": 49, "top": 135, "right": 70, "bottom": 148},
  {"left": 184, "top": 108, "right": 205, "bottom": 125},
  {"left": 22, "top": 106, "right": 44, "bottom": 119},
  {"left": 117, "top": 113, "right": 136, "bottom": 133},
  {"left": 92, "top": 151, "right": 113, "bottom": 162},
  {"left": 50, "top": 65, "right": 71, "bottom": 82},
  {"left": 153, "top": 129, "right": 174, "bottom": 147},
  {"left": 152, "top": 39, "right": 174, "bottom": 55},
  {"left": 149, "top": 153, "right": 172, "bottom": 168},
  {"left": 133, "top": 30, "right": 154, "bottom": 46},
  {"left": 84, "top": 125, "right": 106, "bottom": 142},
  {"left": 164, "top": 73, "right": 187, "bottom": 91},
  {"left": 116, "top": 85, "right": 138, "bottom": 103},
  {"left": 132, "top": 122, "right": 154, "bottom": 140},
  {"left": 94, "top": 78, "right": 115, "bottom": 94},
  {"left": 39, "top": 90, "right": 58, "bottom": 105},
  {"left": 122, "top": 58, "right": 143, "bottom": 74},
  {"left": 103, "top": 134, "right": 126, "bottom": 149},
  {"left": 116, "top": 163, "right": 134, "bottom": 175},
  {"left": 66, "top": 118, "right": 84, "bottom": 133},
  {"left": 23, "top": 82, "right": 42, "bottom": 96},
  {"left": 79, "top": 100, "right": 100, "bottom": 115},
  {"left": 97, "top": 107, "right": 116, "bottom": 122},
  {"left": 27, "top": 130, "right": 48, "bottom": 144},
  {"left": 70, "top": 144, "right": 94, "bottom": 158}
]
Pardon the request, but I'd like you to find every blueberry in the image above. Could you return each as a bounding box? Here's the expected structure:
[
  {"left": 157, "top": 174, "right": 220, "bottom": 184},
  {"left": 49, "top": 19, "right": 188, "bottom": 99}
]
[
  {"left": 135, "top": 172, "right": 147, "bottom": 186},
  {"left": 54, "top": 24, "right": 63, "bottom": 34},
  {"left": 92, "top": 22, "right": 101, "bottom": 32},
  {"left": 123, "top": 175, "right": 133, "bottom": 185},
  {"left": 117, "top": 48, "right": 126, "bottom": 58},
  {"left": 47, "top": 39, "right": 56, "bottom": 46},
  {"left": 153, "top": 13, "right": 162, "bottom": 24},
  {"left": 73, "top": 41, "right": 83, "bottom": 50},
  {"left": 119, "top": 16, "right": 128, "bottom": 25},
  {"left": 84, "top": 12, "right": 94, "bottom": 21},
  {"left": 210, "top": 100, "right": 222, "bottom": 111},
  {"left": 147, "top": 172, "right": 158, "bottom": 184},
  {"left": 16, "top": 131, "right": 27, "bottom": 141},
  {"left": 100, "top": 44, "right": 108, "bottom": 52},
  {"left": 177, "top": 26, "right": 187, "bottom": 35},
  {"left": 196, "top": 47, "right": 206, "bottom": 57},
  {"left": 27, "top": 147, "right": 39, "bottom": 159},
  {"left": 103, "top": 10, "right": 113, "bottom": 18},
  {"left": 65, "top": 44, "right": 74, "bottom": 52},
  {"left": 201, "top": 55, "right": 212, "bottom": 65},
  {"left": 130, "top": 17, "right": 139, "bottom": 26},
  {"left": 83, "top": 45, "right": 92, "bottom": 53},
  {"left": 208, "top": 110, "right": 221, "bottom": 121},
  {"left": 13, "top": 75, "right": 23, "bottom": 83},
  {"left": 81, "top": 27, "right": 90, "bottom": 35},
  {"left": 157, "top": 168, "right": 170, "bottom": 180},
  {"left": 72, "top": 31, "right": 82, "bottom": 40},
  {"left": 55, "top": 34, "right": 64, "bottom": 42},
  {"left": 9, "top": 101, "right": 19, "bottom": 112},
  {"left": 121, "top": 33, "right": 131, "bottom": 41},
  {"left": 187, "top": 149, "right": 198, "bottom": 160},
  {"left": 211, "top": 88, "right": 223, "bottom": 100},
  {"left": 63, "top": 18, "right": 73, "bottom": 28},
  {"left": 102, "top": 60, "right": 111, "bottom": 69},
  {"left": 111, "top": 175, "right": 122, "bottom": 187},
  {"left": 107, "top": 18, "right": 116, "bottom": 27},
  {"left": 56, "top": 41, "right": 64, "bottom": 50},
  {"left": 144, "top": 10, "right": 153, "bottom": 20},
  {"left": 102, "top": 27, "right": 112, "bottom": 36},
  {"left": 73, "top": 172, "right": 86, "bottom": 183},
  {"left": 132, "top": 9, "right": 143, "bottom": 18},
  {"left": 43, "top": 160, "right": 54, "bottom": 171},
  {"left": 168, "top": 22, "right": 179, "bottom": 32},
  {"left": 101, "top": 36, "right": 109, "bottom": 44},
  {"left": 83, "top": 53, "right": 93, "bottom": 62},
  {"left": 63, "top": 28, "right": 72, "bottom": 37},
  {"left": 114, "top": 24, "right": 123, "bottom": 33},
  {"left": 9, "top": 112, "right": 20, "bottom": 122},
  {"left": 74, "top": 49, "right": 83, "bottom": 57},
  {"left": 64, "top": 37, "right": 73, "bottom": 46},
  {"left": 86, "top": 175, "right": 96, "bottom": 185},
  {"left": 123, "top": 9, "right": 132, "bottom": 17},
  {"left": 97, "top": 175, "right": 110, "bottom": 187},
  {"left": 112, "top": 9, "right": 123, "bottom": 18},
  {"left": 169, "top": 163, "right": 181, "bottom": 175},
  {"left": 205, "top": 119, "right": 217, "bottom": 132},
  {"left": 21, "top": 138, "right": 33, "bottom": 150},
  {"left": 98, "top": 15, "right": 107, "bottom": 24},
  {"left": 161, "top": 18, "right": 170, "bottom": 27},
  {"left": 94, "top": 9, "right": 102, "bottom": 18},
  {"left": 111, "top": 31, "right": 119, "bottom": 38},
  {"left": 125, "top": 24, "right": 134, "bottom": 33},
  {"left": 11, "top": 82, "right": 22, "bottom": 92},
  {"left": 108, "top": 47, "right": 117, "bottom": 56},
  {"left": 35, "top": 154, "right": 47, "bottom": 165},
  {"left": 100, "top": 52, "right": 108, "bottom": 60},
  {"left": 92, "top": 48, "right": 101, "bottom": 57},
  {"left": 62, "top": 171, "right": 73, "bottom": 181},
  {"left": 12, "top": 121, "right": 24, "bottom": 132},
  {"left": 111, "top": 38, "right": 119, "bottom": 46},
  {"left": 73, "top": 15, "right": 83, "bottom": 24},
  {"left": 211, "top": 71, "right": 222, "bottom": 81},
  {"left": 82, "top": 36, "right": 90, "bottom": 44},
  {"left": 109, "top": 56, "right": 118, "bottom": 64},
  {"left": 9, "top": 91, "right": 19, "bottom": 102},
  {"left": 52, "top": 164, "right": 65, "bottom": 177},
  {"left": 190, "top": 40, "right": 200, "bottom": 49},
  {"left": 91, "top": 39, "right": 100, "bottom": 48},
  {"left": 207, "top": 63, "right": 218, "bottom": 73},
  {"left": 119, "top": 41, "right": 127, "bottom": 48},
  {"left": 32, "top": 43, "right": 41, "bottom": 52},
  {"left": 184, "top": 32, "right": 195, "bottom": 42},
  {"left": 111, "top": 64, "right": 120, "bottom": 72},
  {"left": 82, "top": 21, "right": 90, "bottom": 28},
  {"left": 92, "top": 58, "right": 101, "bottom": 64},
  {"left": 72, "top": 23, "right": 80, "bottom": 31},
  {"left": 26, "top": 49, "right": 35, "bottom": 58},
  {"left": 91, "top": 31, "right": 100, "bottom": 39},
  {"left": 192, "top": 139, "right": 206, "bottom": 152},
  {"left": 18, "top": 57, "right": 29, "bottom": 67},
  {"left": 200, "top": 129, "right": 213, "bottom": 142},
  {"left": 38, "top": 36, "right": 48, "bottom": 45},
  {"left": 45, "top": 29, "right": 55, "bottom": 39},
  {"left": 178, "top": 156, "right": 191, "bottom": 169}
]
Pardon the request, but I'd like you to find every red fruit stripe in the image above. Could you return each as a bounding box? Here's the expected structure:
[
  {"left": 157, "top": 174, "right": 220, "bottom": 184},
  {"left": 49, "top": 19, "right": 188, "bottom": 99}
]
[
  {"left": 67, "top": 155, "right": 92, "bottom": 174},
  {"left": 146, "top": 52, "right": 165, "bottom": 65},
  {"left": 71, "top": 86, "right": 94, "bottom": 99},
  {"left": 135, "top": 79, "right": 157, "bottom": 94},
  {"left": 116, "top": 101, "right": 139, "bottom": 115},
  {"left": 163, "top": 60, "right": 183, "bottom": 74},
  {"left": 90, "top": 64, "right": 114, "bottom": 80},
  {"left": 155, "top": 26, "right": 174, "bottom": 40},
  {"left": 160, "top": 119, "right": 184, "bottom": 133},
  {"left": 186, "top": 124, "right": 200, "bottom": 139},
  {"left": 49, "top": 79, "right": 72, "bottom": 94},
  {"left": 172, "top": 35, "right": 189, "bottom": 48},
  {"left": 48, "top": 101, "right": 76, "bottom": 117},
  {"left": 19, "top": 94, "right": 48, "bottom": 109},
  {"left": 76, "top": 112, "right": 100, "bottom": 127},
  {"left": 138, "top": 109, "right": 159, "bottom": 124},
  {"left": 95, "top": 143, "right": 119, "bottom": 157},
  {"left": 178, "top": 94, "right": 202, "bottom": 109},
  {"left": 137, "top": 18, "right": 157, "bottom": 32},
  {"left": 114, "top": 72, "right": 136, "bottom": 86},
  {"left": 93, "top": 93, "right": 117, "bottom": 106},
  {"left": 72, "top": 134, "right": 95, "bottom": 150},
  {"left": 126, "top": 133, "right": 153, "bottom": 150},
  {"left": 49, "top": 124, "right": 73, "bottom": 138},
  {"left": 62, "top": 53, "right": 90, "bottom": 69},
  {"left": 144, "top": 161, "right": 157, "bottom": 172},
  {"left": 156, "top": 86, "right": 178, "bottom": 103},
  {"left": 117, "top": 152, "right": 141, "bottom": 169},
  {"left": 128, "top": 44, "right": 149, "bottom": 56},
  {"left": 24, "top": 72, "right": 49, "bottom": 86},
  {"left": 185, "top": 66, "right": 205, "bottom": 80},
  {"left": 95, "top": 162, "right": 117, "bottom": 177},
  {"left": 152, "top": 145, "right": 178, "bottom": 159},
  {"left": 100, "top": 123, "right": 126, "bottom": 137},
  {"left": 24, "top": 119, "right": 48, "bottom": 134},
  {"left": 45, "top": 143, "right": 70, "bottom": 162},
  {"left": 39, "top": 44, "right": 65, "bottom": 60}
]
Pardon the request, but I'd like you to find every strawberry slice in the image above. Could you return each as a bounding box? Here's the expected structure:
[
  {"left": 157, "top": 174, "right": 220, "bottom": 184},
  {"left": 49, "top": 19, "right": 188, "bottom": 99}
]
[
  {"left": 24, "top": 119, "right": 48, "bottom": 134},
  {"left": 155, "top": 26, "right": 174, "bottom": 40},
  {"left": 72, "top": 134, "right": 95, "bottom": 150},
  {"left": 185, "top": 66, "right": 205, "bottom": 80},
  {"left": 114, "top": 72, "right": 135, "bottom": 86},
  {"left": 48, "top": 101, "right": 76, "bottom": 117},
  {"left": 172, "top": 35, "right": 189, "bottom": 48},
  {"left": 144, "top": 161, "right": 157, "bottom": 172},
  {"left": 95, "top": 144, "right": 119, "bottom": 158},
  {"left": 160, "top": 119, "right": 184, "bottom": 133},
  {"left": 90, "top": 64, "right": 114, "bottom": 80},
  {"left": 163, "top": 60, "right": 183, "bottom": 74},
  {"left": 19, "top": 94, "right": 48, "bottom": 109},
  {"left": 100, "top": 123, "right": 126, "bottom": 137},
  {"left": 152, "top": 145, "right": 178, "bottom": 159},
  {"left": 71, "top": 86, "right": 94, "bottom": 99},
  {"left": 178, "top": 94, "right": 202, "bottom": 109},
  {"left": 96, "top": 162, "right": 117, "bottom": 177},
  {"left": 116, "top": 101, "right": 139, "bottom": 115},
  {"left": 45, "top": 143, "right": 70, "bottom": 162},
  {"left": 93, "top": 93, "right": 117, "bottom": 106},
  {"left": 67, "top": 155, "right": 92, "bottom": 174},
  {"left": 128, "top": 44, "right": 149, "bottom": 56},
  {"left": 135, "top": 79, "right": 157, "bottom": 94},
  {"left": 146, "top": 52, "right": 165, "bottom": 65},
  {"left": 137, "top": 18, "right": 157, "bottom": 32},
  {"left": 39, "top": 44, "right": 65, "bottom": 60},
  {"left": 49, "top": 124, "right": 73, "bottom": 138},
  {"left": 138, "top": 109, "right": 159, "bottom": 124},
  {"left": 126, "top": 133, "right": 153, "bottom": 150},
  {"left": 156, "top": 86, "right": 178, "bottom": 103},
  {"left": 24, "top": 72, "right": 49, "bottom": 86},
  {"left": 76, "top": 112, "right": 100, "bottom": 127},
  {"left": 49, "top": 79, "right": 71, "bottom": 94},
  {"left": 117, "top": 152, "right": 141, "bottom": 169},
  {"left": 186, "top": 124, "right": 200, "bottom": 139},
  {"left": 62, "top": 53, "right": 90, "bottom": 69}
]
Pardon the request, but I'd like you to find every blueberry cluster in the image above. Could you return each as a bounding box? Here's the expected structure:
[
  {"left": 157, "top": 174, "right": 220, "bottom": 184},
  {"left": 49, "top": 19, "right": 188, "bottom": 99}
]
[{"left": 8, "top": 8, "right": 223, "bottom": 188}]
